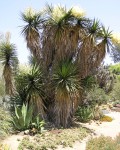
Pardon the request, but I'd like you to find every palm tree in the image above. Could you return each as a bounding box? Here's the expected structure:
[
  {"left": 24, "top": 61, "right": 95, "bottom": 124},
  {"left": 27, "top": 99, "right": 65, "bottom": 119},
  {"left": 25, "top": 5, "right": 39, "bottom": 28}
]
[{"left": 0, "top": 33, "right": 18, "bottom": 96}]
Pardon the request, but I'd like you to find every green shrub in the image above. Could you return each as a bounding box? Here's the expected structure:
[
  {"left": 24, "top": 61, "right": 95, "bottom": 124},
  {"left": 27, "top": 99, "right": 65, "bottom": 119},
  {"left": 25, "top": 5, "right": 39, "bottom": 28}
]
[
  {"left": 0, "top": 106, "right": 12, "bottom": 141},
  {"left": 32, "top": 115, "right": 45, "bottom": 133},
  {"left": 76, "top": 106, "right": 94, "bottom": 122},
  {"left": 12, "top": 103, "right": 33, "bottom": 131},
  {"left": 0, "top": 78, "right": 5, "bottom": 97},
  {"left": 96, "top": 66, "right": 115, "bottom": 93},
  {"left": 19, "top": 127, "right": 88, "bottom": 150},
  {"left": 86, "top": 85, "right": 109, "bottom": 106},
  {"left": 110, "top": 78, "right": 120, "bottom": 102},
  {"left": 81, "top": 75, "right": 96, "bottom": 90},
  {"left": 109, "top": 64, "right": 120, "bottom": 75},
  {"left": 116, "top": 75, "right": 120, "bottom": 81},
  {"left": 86, "top": 135, "right": 120, "bottom": 150}
]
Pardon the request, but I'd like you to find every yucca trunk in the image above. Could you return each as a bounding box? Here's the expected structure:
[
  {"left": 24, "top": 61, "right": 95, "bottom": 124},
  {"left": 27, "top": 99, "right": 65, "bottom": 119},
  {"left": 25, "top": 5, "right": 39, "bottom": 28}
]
[
  {"left": 88, "top": 40, "right": 106, "bottom": 70},
  {"left": 42, "top": 27, "right": 56, "bottom": 71},
  {"left": 26, "top": 30, "right": 41, "bottom": 64},
  {"left": 42, "top": 26, "right": 81, "bottom": 71},
  {"left": 54, "top": 89, "right": 81, "bottom": 128},
  {"left": 54, "top": 92, "right": 72, "bottom": 128},
  {"left": 29, "top": 93, "right": 46, "bottom": 119},
  {"left": 54, "top": 26, "right": 80, "bottom": 61},
  {"left": 78, "top": 36, "right": 94, "bottom": 78},
  {"left": 3, "top": 65, "right": 14, "bottom": 96},
  {"left": 94, "top": 40, "right": 106, "bottom": 67}
]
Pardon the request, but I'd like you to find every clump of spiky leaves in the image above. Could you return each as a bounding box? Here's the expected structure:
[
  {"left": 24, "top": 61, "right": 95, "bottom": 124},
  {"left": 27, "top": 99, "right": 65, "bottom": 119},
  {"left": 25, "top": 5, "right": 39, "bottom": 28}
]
[
  {"left": 76, "top": 106, "right": 94, "bottom": 122},
  {"left": 53, "top": 59, "right": 81, "bottom": 127},
  {"left": 12, "top": 103, "right": 33, "bottom": 131},
  {"left": 28, "top": 54, "right": 37, "bottom": 66},
  {"left": 0, "top": 33, "right": 18, "bottom": 96},
  {"left": 15, "top": 64, "right": 46, "bottom": 118}
]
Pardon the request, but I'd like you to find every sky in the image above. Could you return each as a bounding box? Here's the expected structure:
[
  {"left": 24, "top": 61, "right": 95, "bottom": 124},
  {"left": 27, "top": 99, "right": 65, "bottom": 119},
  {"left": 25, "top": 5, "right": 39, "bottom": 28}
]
[{"left": 0, "top": 0, "right": 120, "bottom": 64}]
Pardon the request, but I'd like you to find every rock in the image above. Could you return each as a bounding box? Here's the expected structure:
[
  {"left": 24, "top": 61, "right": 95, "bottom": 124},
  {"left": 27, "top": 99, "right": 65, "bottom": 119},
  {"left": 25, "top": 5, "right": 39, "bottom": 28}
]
[
  {"left": 115, "top": 104, "right": 120, "bottom": 108},
  {"left": 24, "top": 130, "right": 29, "bottom": 135},
  {"left": 111, "top": 107, "right": 120, "bottom": 112}
]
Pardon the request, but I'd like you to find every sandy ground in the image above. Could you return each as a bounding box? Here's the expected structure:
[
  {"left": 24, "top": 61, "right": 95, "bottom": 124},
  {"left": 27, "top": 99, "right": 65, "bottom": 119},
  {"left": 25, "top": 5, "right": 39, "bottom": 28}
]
[{"left": 2, "top": 110, "right": 120, "bottom": 150}]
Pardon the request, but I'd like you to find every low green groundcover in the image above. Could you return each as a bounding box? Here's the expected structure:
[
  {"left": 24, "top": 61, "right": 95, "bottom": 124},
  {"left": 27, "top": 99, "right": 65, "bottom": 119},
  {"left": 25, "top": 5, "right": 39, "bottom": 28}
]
[{"left": 19, "top": 127, "right": 89, "bottom": 150}]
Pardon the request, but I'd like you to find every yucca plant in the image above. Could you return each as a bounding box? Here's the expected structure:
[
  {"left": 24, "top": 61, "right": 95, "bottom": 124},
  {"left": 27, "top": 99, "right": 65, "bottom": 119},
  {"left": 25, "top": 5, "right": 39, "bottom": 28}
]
[
  {"left": 0, "top": 33, "right": 18, "bottom": 96},
  {"left": 15, "top": 64, "right": 45, "bottom": 118},
  {"left": 53, "top": 59, "right": 81, "bottom": 127},
  {"left": 28, "top": 54, "right": 37, "bottom": 66},
  {"left": 21, "top": 8, "right": 44, "bottom": 63},
  {"left": 12, "top": 103, "right": 33, "bottom": 131},
  {"left": 21, "top": 5, "right": 116, "bottom": 128},
  {"left": 78, "top": 19, "right": 101, "bottom": 78}
]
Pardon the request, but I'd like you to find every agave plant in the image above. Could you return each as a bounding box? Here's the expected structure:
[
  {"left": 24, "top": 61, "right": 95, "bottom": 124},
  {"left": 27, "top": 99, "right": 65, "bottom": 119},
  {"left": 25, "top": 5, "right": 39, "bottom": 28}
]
[
  {"left": 12, "top": 103, "right": 33, "bottom": 131},
  {"left": 32, "top": 115, "right": 45, "bottom": 133},
  {"left": 0, "top": 33, "right": 18, "bottom": 96},
  {"left": 76, "top": 106, "right": 94, "bottom": 123}
]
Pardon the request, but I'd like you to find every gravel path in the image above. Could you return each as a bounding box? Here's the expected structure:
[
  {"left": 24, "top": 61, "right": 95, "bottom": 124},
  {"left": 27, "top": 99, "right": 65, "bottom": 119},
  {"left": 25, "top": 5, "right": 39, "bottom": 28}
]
[{"left": 2, "top": 111, "right": 120, "bottom": 150}]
